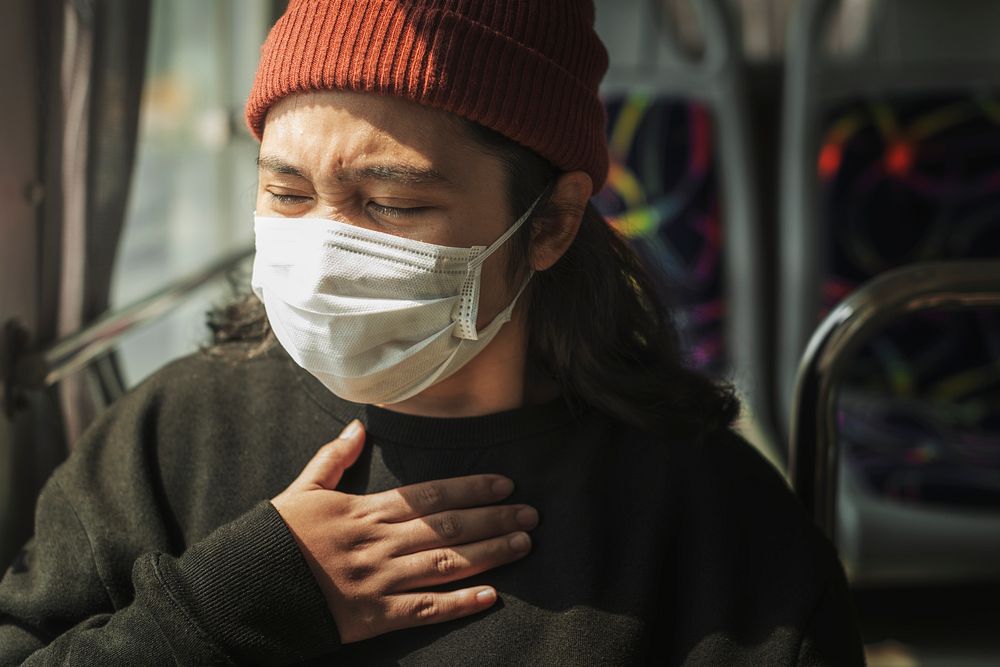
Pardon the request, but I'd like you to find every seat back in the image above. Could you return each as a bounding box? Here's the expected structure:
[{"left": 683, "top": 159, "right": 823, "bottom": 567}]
[
  {"left": 779, "top": 0, "right": 1000, "bottom": 418},
  {"left": 594, "top": 0, "right": 768, "bottom": 418},
  {"left": 791, "top": 261, "right": 1000, "bottom": 584}
]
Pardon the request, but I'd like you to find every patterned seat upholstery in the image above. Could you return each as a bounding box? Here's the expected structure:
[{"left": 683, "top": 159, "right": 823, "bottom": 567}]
[
  {"left": 594, "top": 93, "right": 727, "bottom": 376},
  {"left": 819, "top": 96, "right": 1000, "bottom": 510}
]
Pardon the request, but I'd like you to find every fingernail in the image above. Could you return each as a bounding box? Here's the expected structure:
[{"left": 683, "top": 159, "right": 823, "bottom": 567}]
[
  {"left": 341, "top": 420, "right": 362, "bottom": 440},
  {"left": 509, "top": 532, "right": 531, "bottom": 553},
  {"left": 516, "top": 507, "right": 539, "bottom": 529},
  {"left": 476, "top": 588, "right": 496, "bottom": 604},
  {"left": 492, "top": 477, "right": 514, "bottom": 497}
]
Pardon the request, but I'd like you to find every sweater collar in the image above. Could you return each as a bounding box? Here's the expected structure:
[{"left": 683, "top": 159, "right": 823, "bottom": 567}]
[{"left": 282, "top": 349, "right": 582, "bottom": 449}]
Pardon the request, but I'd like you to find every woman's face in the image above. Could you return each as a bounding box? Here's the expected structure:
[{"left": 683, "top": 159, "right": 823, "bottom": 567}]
[{"left": 256, "top": 90, "right": 522, "bottom": 330}]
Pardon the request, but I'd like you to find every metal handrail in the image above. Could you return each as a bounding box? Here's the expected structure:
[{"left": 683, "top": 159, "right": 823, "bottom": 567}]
[
  {"left": 789, "top": 260, "right": 1000, "bottom": 541},
  {"left": 12, "top": 247, "right": 254, "bottom": 390}
]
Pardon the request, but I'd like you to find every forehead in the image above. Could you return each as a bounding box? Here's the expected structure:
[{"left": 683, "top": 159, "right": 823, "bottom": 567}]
[{"left": 260, "top": 91, "right": 489, "bottom": 181}]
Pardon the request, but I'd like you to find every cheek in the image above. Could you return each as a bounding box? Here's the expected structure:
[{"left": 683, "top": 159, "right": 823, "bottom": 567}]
[{"left": 474, "top": 247, "right": 520, "bottom": 329}]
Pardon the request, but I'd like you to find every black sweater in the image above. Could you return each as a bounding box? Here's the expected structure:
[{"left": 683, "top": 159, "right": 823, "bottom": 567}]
[{"left": 0, "top": 346, "right": 865, "bottom": 665}]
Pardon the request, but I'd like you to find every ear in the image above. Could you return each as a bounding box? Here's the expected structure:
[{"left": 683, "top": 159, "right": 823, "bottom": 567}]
[{"left": 529, "top": 171, "right": 592, "bottom": 271}]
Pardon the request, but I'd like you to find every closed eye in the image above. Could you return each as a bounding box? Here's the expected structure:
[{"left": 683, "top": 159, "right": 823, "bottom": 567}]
[
  {"left": 269, "top": 193, "right": 311, "bottom": 205},
  {"left": 367, "top": 202, "right": 430, "bottom": 220}
]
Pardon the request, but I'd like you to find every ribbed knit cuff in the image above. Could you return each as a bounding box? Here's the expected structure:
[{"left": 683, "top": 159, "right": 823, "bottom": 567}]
[{"left": 150, "top": 501, "right": 340, "bottom": 663}]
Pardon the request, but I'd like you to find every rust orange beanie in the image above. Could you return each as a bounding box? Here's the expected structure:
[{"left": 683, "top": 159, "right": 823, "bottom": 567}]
[{"left": 245, "top": 0, "right": 610, "bottom": 191}]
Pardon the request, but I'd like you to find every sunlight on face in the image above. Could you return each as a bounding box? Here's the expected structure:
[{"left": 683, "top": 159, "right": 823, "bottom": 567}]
[{"left": 256, "top": 90, "right": 520, "bottom": 328}]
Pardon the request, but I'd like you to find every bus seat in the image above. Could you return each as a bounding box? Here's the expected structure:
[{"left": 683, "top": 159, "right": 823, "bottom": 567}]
[
  {"left": 594, "top": 0, "right": 770, "bottom": 440},
  {"left": 595, "top": 95, "right": 726, "bottom": 375},
  {"left": 790, "top": 261, "right": 1000, "bottom": 659},
  {"left": 779, "top": 0, "right": 1000, "bottom": 420}
]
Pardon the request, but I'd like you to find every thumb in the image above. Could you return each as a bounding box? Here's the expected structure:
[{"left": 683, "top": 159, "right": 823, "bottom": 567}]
[{"left": 294, "top": 419, "right": 366, "bottom": 491}]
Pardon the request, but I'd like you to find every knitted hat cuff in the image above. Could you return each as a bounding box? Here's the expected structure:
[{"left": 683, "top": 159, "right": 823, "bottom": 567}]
[{"left": 245, "top": 0, "right": 609, "bottom": 192}]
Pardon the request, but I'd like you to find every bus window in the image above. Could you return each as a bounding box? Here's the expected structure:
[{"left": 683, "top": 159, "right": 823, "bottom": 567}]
[{"left": 111, "top": 0, "right": 272, "bottom": 386}]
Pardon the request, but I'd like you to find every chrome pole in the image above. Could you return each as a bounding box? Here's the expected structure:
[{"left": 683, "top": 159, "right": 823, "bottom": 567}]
[
  {"left": 789, "top": 260, "right": 1000, "bottom": 540},
  {"left": 12, "top": 247, "right": 254, "bottom": 391}
]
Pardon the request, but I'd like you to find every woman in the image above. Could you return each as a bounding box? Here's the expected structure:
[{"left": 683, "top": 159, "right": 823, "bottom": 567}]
[{"left": 0, "top": 1, "right": 865, "bottom": 664}]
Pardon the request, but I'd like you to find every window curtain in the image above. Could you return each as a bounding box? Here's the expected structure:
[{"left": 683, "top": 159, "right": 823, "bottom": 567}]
[
  {"left": 38, "top": 0, "right": 151, "bottom": 444},
  {"left": 0, "top": 0, "right": 150, "bottom": 571}
]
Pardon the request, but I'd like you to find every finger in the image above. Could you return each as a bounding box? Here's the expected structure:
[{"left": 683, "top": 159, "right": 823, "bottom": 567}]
[
  {"left": 292, "top": 420, "right": 366, "bottom": 491},
  {"left": 389, "top": 505, "right": 539, "bottom": 556},
  {"left": 365, "top": 474, "right": 515, "bottom": 522},
  {"left": 386, "top": 532, "right": 532, "bottom": 592},
  {"left": 384, "top": 587, "right": 497, "bottom": 632}
]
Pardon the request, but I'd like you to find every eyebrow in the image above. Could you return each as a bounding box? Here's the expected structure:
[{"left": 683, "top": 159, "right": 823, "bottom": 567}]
[
  {"left": 256, "top": 155, "right": 452, "bottom": 187},
  {"left": 257, "top": 155, "right": 305, "bottom": 178}
]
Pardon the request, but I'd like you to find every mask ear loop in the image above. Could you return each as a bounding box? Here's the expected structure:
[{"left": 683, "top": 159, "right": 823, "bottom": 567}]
[{"left": 452, "top": 184, "right": 551, "bottom": 340}]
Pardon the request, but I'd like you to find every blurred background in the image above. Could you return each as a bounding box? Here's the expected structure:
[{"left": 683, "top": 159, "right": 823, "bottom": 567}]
[{"left": 2, "top": 1, "right": 1000, "bottom": 664}]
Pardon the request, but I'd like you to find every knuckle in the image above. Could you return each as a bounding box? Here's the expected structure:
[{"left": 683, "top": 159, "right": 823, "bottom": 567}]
[
  {"left": 345, "top": 497, "right": 372, "bottom": 521},
  {"left": 345, "top": 532, "right": 378, "bottom": 552},
  {"left": 340, "top": 523, "right": 381, "bottom": 551},
  {"left": 315, "top": 443, "right": 340, "bottom": 464},
  {"left": 412, "top": 594, "right": 440, "bottom": 621},
  {"left": 479, "top": 476, "right": 496, "bottom": 496},
  {"left": 358, "top": 498, "right": 391, "bottom": 524},
  {"left": 418, "top": 483, "right": 444, "bottom": 511},
  {"left": 341, "top": 548, "right": 379, "bottom": 583},
  {"left": 494, "top": 537, "right": 513, "bottom": 559},
  {"left": 343, "top": 562, "right": 377, "bottom": 584},
  {"left": 436, "top": 514, "right": 462, "bottom": 539},
  {"left": 432, "top": 551, "right": 458, "bottom": 576}
]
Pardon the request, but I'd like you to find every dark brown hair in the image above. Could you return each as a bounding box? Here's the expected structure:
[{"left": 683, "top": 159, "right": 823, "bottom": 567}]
[{"left": 210, "top": 121, "right": 739, "bottom": 438}]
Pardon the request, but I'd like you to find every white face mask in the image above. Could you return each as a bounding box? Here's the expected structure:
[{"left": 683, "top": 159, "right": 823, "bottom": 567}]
[{"left": 250, "top": 194, "right": 542, "bottom": 405}]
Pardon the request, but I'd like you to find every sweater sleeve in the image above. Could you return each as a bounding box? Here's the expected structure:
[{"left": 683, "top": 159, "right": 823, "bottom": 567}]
[
  {"left": 1, "top": 353, "right": 346, "bottom": 664},
  {"left": 0, "top": 477, "right": 340, "bottom": 665},
  {"left": 796, "top": 556, "right": 867, "bottom": 667}
]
